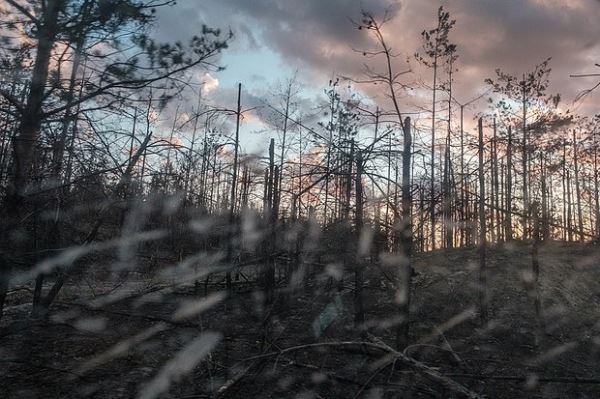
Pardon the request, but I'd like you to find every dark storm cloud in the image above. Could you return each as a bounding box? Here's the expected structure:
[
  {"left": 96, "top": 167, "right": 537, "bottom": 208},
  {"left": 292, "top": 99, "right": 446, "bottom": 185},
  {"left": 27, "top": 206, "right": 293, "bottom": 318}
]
[
  {"left": 156, "top": 0, "right": 600, "bottom": 115},
  {"left": 220, "top": 0, "right": 400, "bottom": 71},
  {"left": 155, "top": 0, "right": 400, "bottom": 77},
  {"left": 445, "top": 0, "right": 600, "bottom": 109}
]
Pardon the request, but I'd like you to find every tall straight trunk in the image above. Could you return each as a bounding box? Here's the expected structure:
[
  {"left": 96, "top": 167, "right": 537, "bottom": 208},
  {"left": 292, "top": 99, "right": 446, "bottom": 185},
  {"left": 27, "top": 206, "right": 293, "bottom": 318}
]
[
  {"left": 459, "top": 105, "right": 466, "bottom": 247},
  {"left": 241, "top": 166, "right": 249, "bottom": 210},
  {"left": 489, "top": 135, "right": 496, "bottom": 244},
  {"left": 339, "top": 139, "right": 355, "bottom": 292},
  {"left": 354, "top": 150, "right": 364, "bottom": 326},
  {"left": 262, "top": 168, "right": 269, "bottom": 214},
  {"left": 418, "top": 186, "right": 426, "bottom": 252},
  {"left": 567, "top": 169, "right": 573, "bottom": 242},
  {"left": 444, "top": 66, "right": 453, "bottom": 249},
  {"left": 492, "top": 118, "right": 501, "bottom": 242},
  {"left": 506, "top": 126, "right": 513, "bottom": 241},
  {"left": 430, "top": 55, "right": 439, "bottom": 251},
  {"left": 442, "top": 130, "right": 452, "bottom": 248},
  {"left": 587, "top": 178, "right": 594, "bottom": 237},
  {"left": 385, "top": 112, "right": 393, "bottom": 243},
  {"left": 450, "top": 157, "right": 458, "bottom": 246},
  {"left": 298, "top": 126, "right": 304, "bottom": 218},
  {"left": 278, "top": 88, "right": 291, "bottom": 215},
  {"left": 396, "top": 117, "right": 413, "bottom": 349},
  {"left": 573, "top": 130, "right": 584, "bottom": 242},
  {"left": 465, "top": 184, "right": 472, "bottom": 246},
  {"left": 394, "top": 161, "right": 399, "bottom": 242},
  {"left": 210, "top": 151, "right": 218, "bottom": 212},
  {"left": 198, "top": 114, "right": 208, "bottom": 207},
  {"left": 522, "top": 83, "right": 529, "bottom": 239},
  {"left": 594, "top": 139, "right": 600, "bottom": 240},
  {"left": 500, "top": 159, "right": 505, "bottom": 242},
  {"left": 292, "top": 126, "right": 304, "bottom": 220},
  {"left": 263, "top": 139, "right": 276, "bottom": 303},
  {"left": 323, "top": 92, "right": 335, "bottom": 225},
  {"left": 562, "top": 143, "right": 567, "bottom": 241},
  {"left": 267, "top": 139, "right": 275, "bottom": 220},
  {"left": 127, "top": 108, "right": 138, "bottom": 185},
  {"left": 531, "top": 201, "right": 543, "bottom": 346},
  {"left": 226, "top": 83, "right": 242, "bottom": 290},
  {"left": 273, "top": 166, "right": 280, "bottom": 225},
  {"left": 548, "top": 173, "right": 554, "bottom": 237},
  {"left": 540, "top": 155, "right": 549, "bottom": 241},
  {"left": 334, "top": 151, "right": 342, "bottom": 220},
  {"left": 478, "top": 118, "right": 488, "bottom": 324},
  {"left": 345, "top": 140, "right": 355, "bottom": 219},
  {"left": 199, "top": 139, "right": 208, "bottom": 207}
]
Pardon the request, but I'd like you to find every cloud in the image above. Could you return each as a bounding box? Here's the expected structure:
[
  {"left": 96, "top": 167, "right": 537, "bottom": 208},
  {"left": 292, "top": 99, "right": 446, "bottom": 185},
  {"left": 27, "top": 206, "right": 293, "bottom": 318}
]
[
  {"left": 155, "top": 0, "right": 600, "bottom": 123},
  {"left": 201, "top": 73, "right": 219, "bottom": 95}
]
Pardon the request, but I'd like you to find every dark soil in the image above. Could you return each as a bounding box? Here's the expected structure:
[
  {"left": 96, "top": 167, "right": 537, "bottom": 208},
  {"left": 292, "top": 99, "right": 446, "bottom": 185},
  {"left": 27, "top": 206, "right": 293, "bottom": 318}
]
[{"left": 2, "top": 241, "right": 600, "bottom": 398}]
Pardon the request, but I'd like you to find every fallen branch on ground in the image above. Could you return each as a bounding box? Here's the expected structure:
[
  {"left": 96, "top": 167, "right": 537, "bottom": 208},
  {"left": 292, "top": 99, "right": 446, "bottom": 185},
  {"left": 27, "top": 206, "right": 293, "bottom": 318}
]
[
  {"left": 447, "top": 373, "right": 600, "bottom": 384},
  {"left": 283, "top": 358, "right": 362, "bottom": 386},
  {"left": 216, "top": 363, "right": 256, "bottom": 398},
  {"left": 366, "top": 333, "right": 479, "bottom": 398},
  {"left": 239, "top": 340, "right": 483, "bottom": 399}
]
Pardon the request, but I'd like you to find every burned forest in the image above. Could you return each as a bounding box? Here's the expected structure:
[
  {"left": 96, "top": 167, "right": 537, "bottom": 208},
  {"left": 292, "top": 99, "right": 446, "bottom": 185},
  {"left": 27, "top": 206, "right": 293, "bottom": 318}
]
[{"left": 1, "top": 1, "right": 600, "bottom": 398}]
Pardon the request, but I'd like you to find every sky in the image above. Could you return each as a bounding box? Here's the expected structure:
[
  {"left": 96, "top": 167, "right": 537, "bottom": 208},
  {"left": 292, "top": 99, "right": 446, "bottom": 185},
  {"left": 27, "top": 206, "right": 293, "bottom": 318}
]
[{"left": 152, "top": 0, "right": 600, "bottom": 153}]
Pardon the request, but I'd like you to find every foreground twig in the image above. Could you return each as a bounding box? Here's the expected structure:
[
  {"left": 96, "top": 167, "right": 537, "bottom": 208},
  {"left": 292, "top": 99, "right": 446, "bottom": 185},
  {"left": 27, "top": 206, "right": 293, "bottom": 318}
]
[
  {"left": 240, "top": 339, "right": 483, "bottom": 398},
  {"left": 447, "top": 373, "right": 600, "bottom": 384},
  {"left": 216, "top": 363, "right": 256, "bottom": 398},
  {"left": 283, "top": 358, "right": 362, "bottom": 386},
  {"left": 352, "top": 361, "right": 393, "bottom": 399}
]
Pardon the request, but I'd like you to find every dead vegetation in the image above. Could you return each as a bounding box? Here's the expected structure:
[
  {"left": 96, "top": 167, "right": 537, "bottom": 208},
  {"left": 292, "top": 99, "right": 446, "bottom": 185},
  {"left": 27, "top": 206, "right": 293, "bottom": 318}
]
[{"left": 1, "top": 241, "right": 600, "bottom": 398}]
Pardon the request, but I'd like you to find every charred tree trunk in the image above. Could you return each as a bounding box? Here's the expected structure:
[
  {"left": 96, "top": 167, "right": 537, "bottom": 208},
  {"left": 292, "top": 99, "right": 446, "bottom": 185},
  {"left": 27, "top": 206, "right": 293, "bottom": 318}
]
[
  {"left": 567, "top": 169, "right": 573, "bottom": 242},
  {"left": 443, "top": 132, "right": 452, "bottom": 249},
  {"left": 340, "top": 140, "right": 355, "bottom": 291},
  {"left": 562, "top": 144, "right": 568, "bottom": 241},
  {"left": 478, "top": 118, "right": 488, "bottom": 324},
  {"left": 429, "top": 44, "right": 440, "bottom": 252},
  {"left": 573, "top": 130, "right": 584, "bottom": 242},
  {"left": 541, "top": 154, "right": 550, "bottom": 241},
  {"left": 531, "top": 201, "right": 543, "bottom": 346},
  {"left": 594, "top": 139, "right": 600, "bottom": 241},
  {"left": 492, "top": 118, "right": 501, "bottom": 242},
  {"left": 354, "top": 150, "right": 364, "bottom": 327},
  {"left": 506, "top": 126, "right": 513, "bottom": 241},
  {"left": 396, "top": 117, "right": 413, "bottom": 350},
  {"left": 263, "top": 139, "right": 277, "bottom": 304},
  {"left": 226, "top": 83, "right": 242, "bottom": 291},
  {"left": 522, "top": 85, "right": 529, "bottom": 240},
  {"left": 459, "top": 105, "right": 466, "bottom": 247}
]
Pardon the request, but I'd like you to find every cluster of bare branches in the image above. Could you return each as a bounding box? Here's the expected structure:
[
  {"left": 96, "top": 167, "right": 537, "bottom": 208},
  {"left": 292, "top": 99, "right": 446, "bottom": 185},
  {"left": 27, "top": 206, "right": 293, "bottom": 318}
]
[{"left": 1, "top": 2, "right": 600, "bottom": 398}]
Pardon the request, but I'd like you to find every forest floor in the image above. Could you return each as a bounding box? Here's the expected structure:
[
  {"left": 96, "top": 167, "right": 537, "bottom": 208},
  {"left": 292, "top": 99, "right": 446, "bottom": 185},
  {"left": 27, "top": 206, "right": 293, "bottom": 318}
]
[{"left": 1, "top": 241, "right": 600, "bottom": 398}]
